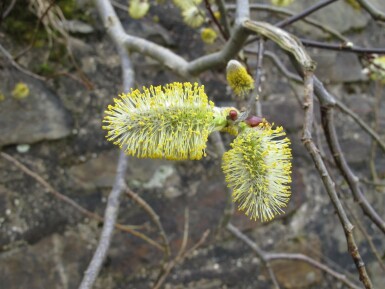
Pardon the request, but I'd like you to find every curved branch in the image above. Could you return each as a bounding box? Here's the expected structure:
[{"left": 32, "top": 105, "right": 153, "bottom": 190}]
[
  {"left": 275, "top": 0, "right": 339, "bottom": 28},
  {"left": 356, "top": 0, "right": 385, "bottom": 21},
  {"left": 227, "top": 223, "right": 362, "bottom": 289},
  {"left": 78, "top": 151, "right": 128, "bottom": 289},
  {"left": 302, "top": 72, "right": 372, "bottom": 289},
  {"left": 300, "top": 38, "right": 385, "bottom": 54},
  {"left": 336, "top": 100, "right": 385, "bottom": 155},
  {"left": 125, "top": 188, "right": 171, "bottom": 258},
  {"left": 227, "top": 224, "right": 281, "bottom": 289},
  {"left": 97, "top": 0, "right": 251, "bottom": 78},
  {"left": 186, "top": 23, "right": 250, "bottom": 75},
  {"left": 320, "top": 107, "right": 385, "bottom": 235},
  {"left": 0, "top": 152, "right": 162, "bottom": 250},
  {"left": 227, "top": 3, "right": 349, "bottom": 42}
]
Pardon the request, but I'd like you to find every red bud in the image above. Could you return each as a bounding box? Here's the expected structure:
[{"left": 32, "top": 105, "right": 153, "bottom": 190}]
[
  {"left": 246, "top": 116, "right": 264, "bottom": 127},
  {"left": 229, "top": 109, "right": 238, "bottom": 121}
]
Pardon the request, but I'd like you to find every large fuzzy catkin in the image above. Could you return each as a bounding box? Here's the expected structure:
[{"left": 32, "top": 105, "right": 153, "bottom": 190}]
[
  {"left": 222, "top": 125, "right": 292, "bottom": 221},
  {"left": 103, "top": 82, "right": 216, "bottom": 160}
]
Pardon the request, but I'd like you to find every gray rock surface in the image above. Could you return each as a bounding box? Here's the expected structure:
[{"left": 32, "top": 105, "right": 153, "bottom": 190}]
[
  {"left": 0, "top": 71, "right": 72, "bottom": 146},
  {"left": 291, "top": 0, "right": 369, "bottom": 33}
]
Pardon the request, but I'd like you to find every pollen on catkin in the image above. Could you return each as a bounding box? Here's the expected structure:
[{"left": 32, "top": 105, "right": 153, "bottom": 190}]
[
  {"left": 103, "top": 82, "right": 215, "bottom": 160},
  {"left": 222, "top": 125, "right": 292, "bottom": 222},
  {"left": 226, "top": 60, "right": 255, "bottom": 98}
]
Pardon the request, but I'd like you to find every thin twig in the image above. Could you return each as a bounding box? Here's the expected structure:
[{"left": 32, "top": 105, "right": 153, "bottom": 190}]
[
  {"left": 204, "top": 0, "right": 228, "bottom": 40},
  {"left": 153, "top": 229, "right": 210, "bottom": 289},
  {"left": 336, "top": 100, "right": 385, "bottom": 155},
  {"left": 369, "top": 81, "right": 382, "bottom": 181},
  {"left": 227, "top": 223, "right": 280, "bottom": 289},
  {"left": 267, "top": 253, "right": 362, "bottom": 289},
  {"left": 275, "top": 0, "right": 339, "bottom": 28},
  {"left": 0, "top": 152, "right": 163, "bottom": 250},
  {"left": 300, "top": 38, "right": 385, "bottom": 54},
  {"left": 355, "top": 0, "right": 385, "bottom": 21},
  {"left": 125, "top": 187, "right": 171, "bottom": 258},
  {"left": 227, "top": 3, "right": 349, "bottom": 42},
  {"left": 215, "top": 0, "right": 230, "bottom": 37},
  {"left": 345, "top": 202, "right": 385, "bottom": 274},
  {"left": 14, "top": 0, "right": 56, "bottom": 59},
  {"left": 78, "top": 151, "right": 128, "bottom": 289},
  {"left": 153, "top": 208, "right": 190, "bottom": 289},
  {"left": 360, "top": 178, "right": 385, "bottom": 187},
  {"left": 176, "top": 208, "right": 190, "bottom": 260},
  {"left": 227, "top": 223, "right": 364, "bottom": 289},
  {"left": 1, "top": 0, "right": 17, "bottom": 19},
  {"left": 78, "top": 40, "right": 133, "bottom": 289},
  {"left": 97, "top": 0, "right": 251, "bottom": 77},
  {"left": 212, "top": 130, "right": 235, "bottom": 230},
  {"left": 300, "top": 71, "right": 372, "bottom": 288},
  {"left": 320, "top": 107, "right": 385, "bottom": 235},
  {"left": 0, "top": 44, "right": 46, "bottom": 81},
  {"left": 248, "top": 38, "right": 264, "bottom": 116},
  {"left": 263, "top": 50, "right": 302, "bottom": 83}
]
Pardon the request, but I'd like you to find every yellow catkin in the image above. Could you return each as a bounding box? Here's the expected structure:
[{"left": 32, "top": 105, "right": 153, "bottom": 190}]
[
  {"left": 222, "top": 125, "right": 292, "bottom": 222},
  {"left": 201, "top": 27, "right": 218, "bottom": 44},
  {"left": 12, "top": 82, "right": 30, "bottom": 99},
  {"left": 129, "top": 0, "right": 150, "bottom": 19},
  {"left": 103, "top": 82, "right": 215, "bottom": 160},
  {"left": 226, "top": 60, "right": 255, "bottom": 98}
]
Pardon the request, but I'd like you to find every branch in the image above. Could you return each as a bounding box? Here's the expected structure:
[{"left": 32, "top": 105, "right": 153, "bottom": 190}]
[
  {"left": 262, "top": 50, "right": 302, "bottom": 83},
  {"left": 345, "top": 203, "right": 385, "bottom": 274},
  {"left": 186, "top": 23, "right": 249, "bottom": 75},
  {"left": 336, "top": 100, "right": 385, "bottom": 155},
  {"left": 227, "top": 3, "right": 349, "bottom": 42},
  {"left": 300, "top": 38, "right": 385, "bottom": 54},
  {"left": 227, "top": 224, "right": 280, "bottom": 289},
  {"left": 275, "top": 0, "right": 339, "bottom": 28},
  {"left": 356, "top": 0, "right": 385, "bottom": 21},
  {"left": 1, "top": 0, "right": 17, "bottom": 19},
  {"left": 268, "top": 253, "right": 362, "bottom": 289},
  {"left": 227, "top": 223, "right": 362, "bottom": 289},
  {"left": 212, "top": 130, "right": 235, "bottom": 229},
  {"left": 204, "top": 0, "right": 228, "bottom": 40},
  {"left": 320, "top": 107, "right": 385, "bottom": 235},
  {"left": 215, "top": 0, "right": 231, "bottom": 37},
  {"left": 153, "top": 227, "right": 210, "bottom": 289},
  {"left": 247, "top": 38, "right": 265, "bottom": 116},
  {"left": 96, "top": 0, "right": 251, "bottom": 78},
  {"left": 0, "top": 43, "right": 46, "bottom": 81},
  {"left": 78, "top": 150, "right": 128, "bottom": 289},
  {"left": 243, "top": 20, "right": 316, "bottom": 72},
  {"left": 301, "top": 72, "right": 372, "bottom": 288},
  {"left": 125, "top": 188, "right": 171, "bottom": 258},
  {"left": 95, "top": 0, "right": 190, "bottom": 77},
  {"left": 0, "top": 152, "right": 162, "bottom": 250},
  {"left": 78, "top": 4, "right": 134, "bottom": 284}
]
